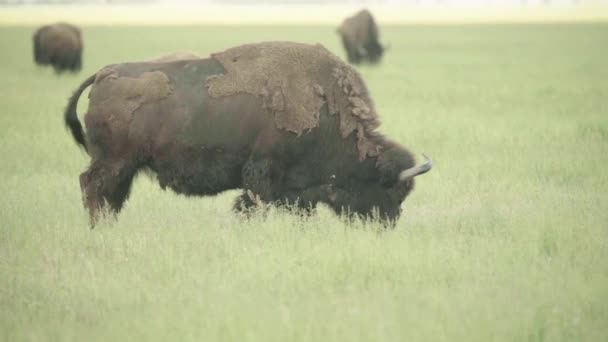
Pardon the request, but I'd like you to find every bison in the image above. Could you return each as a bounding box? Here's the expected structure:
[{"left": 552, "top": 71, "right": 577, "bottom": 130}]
[
  {"left": 64, "top": 42, "right": 431, "bottom": 227},
  {"left": 337, "top": 9, "right": 385, "bottom": 64},
  {"left": 33, "top": 22, "right": 83, "bottom": 73}
]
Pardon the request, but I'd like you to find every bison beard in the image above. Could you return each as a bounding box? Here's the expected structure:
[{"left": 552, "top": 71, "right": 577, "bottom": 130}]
[
  {"left": 33, "top": 23, "right": 83, "bottom": 73},
  {"left": 64, "top": 42, "right": 430, "bottom": 227}
]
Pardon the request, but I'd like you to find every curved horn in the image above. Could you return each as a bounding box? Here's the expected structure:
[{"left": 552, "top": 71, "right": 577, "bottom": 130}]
[{"left": 398, "top": 154, "right": 433, "bottom": 182}]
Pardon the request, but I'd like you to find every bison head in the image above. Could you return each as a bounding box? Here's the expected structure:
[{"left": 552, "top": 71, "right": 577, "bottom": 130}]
[
  {"left": 32, "top": 23, "right": 82, "bottom": 73},
  {"left": 364, "top": 40, "right": 385, "bottom": 64},
  {"left": 323, "top": 146, "right": 432, "bottom": 225}
]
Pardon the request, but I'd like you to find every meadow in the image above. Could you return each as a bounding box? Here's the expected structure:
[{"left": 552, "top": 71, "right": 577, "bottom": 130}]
[{"left": 0, "top": 23, "right": 607, "bottom": 341}]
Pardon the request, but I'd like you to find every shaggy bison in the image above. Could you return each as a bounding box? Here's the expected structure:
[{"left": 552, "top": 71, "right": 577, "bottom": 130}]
[
  {"left": 337, "top": 9, "right": 385, "bottom": 64},
  {"left": 33, "top": 23, "right": 83, "bottom": 73},
  {"left": 64, "top": 42, "right": 431, "bottom": 226}
]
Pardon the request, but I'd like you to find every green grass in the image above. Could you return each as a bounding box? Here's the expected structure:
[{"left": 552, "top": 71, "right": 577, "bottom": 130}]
[{"left": 1, "top": 23, "right": 607, "bottom": 341}]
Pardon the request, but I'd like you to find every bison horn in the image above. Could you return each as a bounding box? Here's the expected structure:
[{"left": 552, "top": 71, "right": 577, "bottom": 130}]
[{"left": 398, "top": 154, "right": 432, "bottom": 182}]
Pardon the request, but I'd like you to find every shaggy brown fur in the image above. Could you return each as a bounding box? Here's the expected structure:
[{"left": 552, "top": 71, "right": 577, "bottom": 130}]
[
  {"left": 337, "top": 9, "right": 384, "bottom": 64},
  {"left": 33, "top": 23, "right": 82, "bottom": 73},
  {"left": 64, "top": 42, "right": 430, "bottom": 227},
  {"left": 207, "top": 42, "right": 380, "bottom": 160}
]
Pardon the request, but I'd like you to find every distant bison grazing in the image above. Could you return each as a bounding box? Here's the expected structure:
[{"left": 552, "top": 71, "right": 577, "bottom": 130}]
[
  {"left": 337, "top": 9, "right": 385, "bottom": 64},
  {"left": 33, "top": 23, "right": 83, "bottom": 73},
  {"left": 64, "top": 42, "right": 431, "bottom": 226}
]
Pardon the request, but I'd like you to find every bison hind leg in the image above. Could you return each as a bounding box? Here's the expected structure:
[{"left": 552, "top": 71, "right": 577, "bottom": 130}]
[
  {"left": 79, "top": 160, "right": 140, "bottom": 227},
  {"left": 233, "top": 191, "right": 256, "bottom": 214}
]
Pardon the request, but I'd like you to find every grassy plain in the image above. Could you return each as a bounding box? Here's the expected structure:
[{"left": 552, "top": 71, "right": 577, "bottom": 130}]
[{"left": 0, "top": 23, "right": 607, "bottom": 341}]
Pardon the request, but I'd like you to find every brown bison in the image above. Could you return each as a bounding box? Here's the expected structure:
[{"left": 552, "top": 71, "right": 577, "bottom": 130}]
[
  {"left": 64, "top": 42, "right": 431, "bottom": 227},
  {"left": 337, "top": 9, "right": 385, "bottom": 64},
  {"left": 33, "top": 23, "right": 82, "bottom": 73}
]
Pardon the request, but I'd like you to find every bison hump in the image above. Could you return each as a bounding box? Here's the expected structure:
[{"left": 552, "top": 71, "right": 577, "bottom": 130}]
[{"left": 205, "top": 41, "right": 381, "bottom": 160}]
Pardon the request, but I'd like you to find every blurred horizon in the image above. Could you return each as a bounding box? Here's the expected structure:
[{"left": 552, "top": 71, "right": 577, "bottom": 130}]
[
  {"left": 1, "top": 0, "right": 608, "bottom": 25},
  {"left": 3, "top": 0, "right": 608, "bottom": 6}
]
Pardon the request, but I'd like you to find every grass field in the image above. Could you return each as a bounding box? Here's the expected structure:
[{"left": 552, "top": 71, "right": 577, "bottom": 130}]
[{"left": 1, "top": 23, "right": 607, "bottom": 341}]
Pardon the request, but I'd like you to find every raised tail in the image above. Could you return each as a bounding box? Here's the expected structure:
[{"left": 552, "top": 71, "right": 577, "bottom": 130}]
[{"left": 64, "top": 73, "right": 95, "bottom": 151}]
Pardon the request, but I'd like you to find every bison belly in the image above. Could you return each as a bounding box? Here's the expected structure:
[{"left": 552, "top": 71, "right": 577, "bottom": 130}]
[{"left": 152, "top": 93, "right": 271, "bottom": 196}]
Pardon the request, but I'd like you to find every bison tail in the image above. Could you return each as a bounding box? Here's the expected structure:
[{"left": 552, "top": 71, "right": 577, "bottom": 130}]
[{"left": 64, "top": 73, "right": 95, "bottom": 152}]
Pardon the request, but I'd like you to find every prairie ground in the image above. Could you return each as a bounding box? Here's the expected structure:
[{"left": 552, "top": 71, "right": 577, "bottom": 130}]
[{"left": 0, "top": 23, "right": 607, "bottom": 341}]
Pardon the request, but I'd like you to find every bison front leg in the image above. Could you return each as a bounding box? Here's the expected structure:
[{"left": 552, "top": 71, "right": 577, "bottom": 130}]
[
  {"left": 233, "top": 188, "right": 318, "bottom": 216},
  {"left": 273, "top": 187, "right": 329, "bottom": 214},
  {"left": 72, "top": 52, "right": 82, "bottom": 71},
  {"left": 235, "top": 157, "right": 284, "bottom": 213}
]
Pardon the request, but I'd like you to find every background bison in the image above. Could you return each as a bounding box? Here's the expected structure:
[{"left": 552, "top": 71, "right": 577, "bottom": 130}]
[
  {"left": 337, "top": 9, "right": 385, "bottom": 64},
  {"left": 33, "top": 22, "right": 82, "bottom": 73},
  {"left": 65, "top": 42, "right": 430, "bottom": 226}
]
